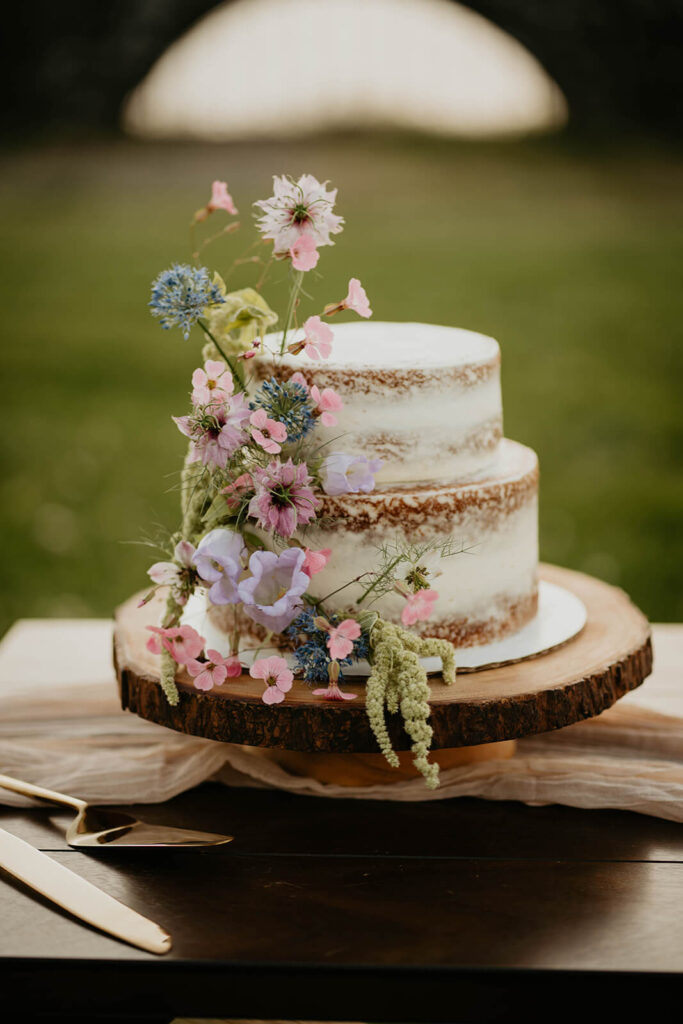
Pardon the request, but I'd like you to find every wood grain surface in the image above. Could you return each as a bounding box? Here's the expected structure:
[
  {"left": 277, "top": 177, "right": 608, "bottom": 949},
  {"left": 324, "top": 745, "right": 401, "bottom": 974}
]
[
  {"left": 2, "top": 785, "right": 683, "bottom": 1023},
  {"left": 115, "top": 564, "right": 652, "bottom": 752}
]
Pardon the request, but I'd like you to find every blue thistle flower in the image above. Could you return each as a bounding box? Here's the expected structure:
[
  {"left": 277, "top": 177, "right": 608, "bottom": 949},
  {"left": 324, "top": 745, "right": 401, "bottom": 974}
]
[
  {"left": 250, "top": 378, "right": 315, "bottom": 443},
  {"left": 149, "top": 264, "right": 224, "bottom": 340},
  {"left": 286, "top": 609, "right": 370, "bottom": 683}
]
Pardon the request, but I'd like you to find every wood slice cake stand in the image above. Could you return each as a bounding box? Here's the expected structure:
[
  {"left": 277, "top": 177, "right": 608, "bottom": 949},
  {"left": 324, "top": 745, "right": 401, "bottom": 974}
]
[{"left": 114, "top": 564, "right": 653, "bottom": 787}]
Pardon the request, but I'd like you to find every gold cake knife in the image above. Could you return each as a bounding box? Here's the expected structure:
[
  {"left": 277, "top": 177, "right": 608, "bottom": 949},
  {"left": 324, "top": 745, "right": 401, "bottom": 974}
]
[{"left": 0, "top": 826, "right": 172, "bottom": 954}]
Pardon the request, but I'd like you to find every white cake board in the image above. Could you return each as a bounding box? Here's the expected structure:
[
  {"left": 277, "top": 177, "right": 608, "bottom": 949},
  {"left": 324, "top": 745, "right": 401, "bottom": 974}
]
[{"left": 182, "top": 580, "right": 586, "bottom": 676}]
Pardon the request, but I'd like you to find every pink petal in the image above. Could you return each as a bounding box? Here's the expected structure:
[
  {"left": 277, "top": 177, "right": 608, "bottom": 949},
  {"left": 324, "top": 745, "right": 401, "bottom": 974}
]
[
  {"left": 147, "top": 561, "right": 178, "bottom": 585},
  {"left": 319, "top": 387, "right": 343, "bottom": 411},
  {"left": 209, "top": 180, "right": 238, "bottom": 216},
  {"left": 204, "top": 359, "right": 226, "bottom": 378},
  {"left": 328, "top": 637, "right": 354, "bottom": 660},
  {"left": 339, "top": 619, "right": 361, "bottom": 640},
  {"left": 302, "top": 547, "right": 331, "bottom": 577},
  {"left": 193, "top": 670, "right": 215, "bottom": 691},
  {"left": 262, "top": 685, "right": 285, "bottom": 705},
  {"left": 212, "top": 664, "right": 228, "bottom": 686},
  {"left": 275, "top": 669, "right": 294, "bottom": 692},
  {"left": 269, "top": 420, "right": 288, "bottom": 442}
]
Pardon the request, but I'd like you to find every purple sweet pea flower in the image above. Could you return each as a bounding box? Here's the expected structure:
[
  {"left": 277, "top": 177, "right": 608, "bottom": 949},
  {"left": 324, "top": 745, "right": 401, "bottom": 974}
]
[
  {"left": 320, "top": 452, "right": 382, "bottom": 495},
  {"left": 193, "top": 528, "right": 246, "bottom": 605},
  {"left": 238, "top": 547, "right": 309, "bottom": 633}
]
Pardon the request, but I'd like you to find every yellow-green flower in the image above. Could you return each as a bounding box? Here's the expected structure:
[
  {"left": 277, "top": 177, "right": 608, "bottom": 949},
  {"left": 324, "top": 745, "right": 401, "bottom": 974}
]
[{"left": 204, "top": 275, "right": 278, "bottom": 357}]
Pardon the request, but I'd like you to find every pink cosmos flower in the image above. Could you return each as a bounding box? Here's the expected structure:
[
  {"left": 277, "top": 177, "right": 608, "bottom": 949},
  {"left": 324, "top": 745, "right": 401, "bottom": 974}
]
[
  {"left": 286, "top": 316, "right": 333, "bottom": 360},
  {"left": 208, "top": 180, "right": 238, "bottom": 216},
  {"left": 289, "top": 233, "right": 319, "bottom": 272},
  {"left": 194, "top": 180, "right": 238, "bottom": 222},
  {"left": 250, "top": 408, "right": 287, "bottom": 454},
  {"left": 312, "top": 679, "right": 358, "bottom": 701},
  {"left": 302, "top": 547, "right": 332, "bottom": 577},
  {"left": 191, "top": 360, "right": 234, "bottom": 407},
  {"left": 174, "top": 393, "right": 251, "bottom": 468},
  {"left": 401, "top": 589, "right": 440, "bottom": 627},
  {"left": 324, "top": 277, "right": 372, "bottom": 319},
  {"left": 289, "top": 371, "right": 309, "bottom": 390},
  {"left": 310, "top": 384, "right": 343, "bottom": 426},
  {"left": 146, "top": 624, "right": 204, "bottom": 665},
  {"left": 343, "top": 278, "right": 372, "bottom": 318},
  {"left": 254, "top": 174, "right": 344, "bottom": 253},
  {"left": 326, "top": 619, "right": 362, "bottom": 660},
  {"left": 299, "top": 316, "right": 333, "bottom": 360},
  {"left": 186, "top": 649, "right": 241, "bottom": 691},
  {"left": 250, "top": 655, "right": 294, "bottom": 705},
  {"left": 248, "top": 458, "right": 320, "bottom": 538}
]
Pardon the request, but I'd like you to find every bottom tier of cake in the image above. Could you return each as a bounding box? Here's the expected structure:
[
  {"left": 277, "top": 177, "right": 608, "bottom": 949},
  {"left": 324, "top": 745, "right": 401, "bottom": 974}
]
[
  {"left": 301, "top": 438, "right": 539, "bottom": 647},
  {"left": 192, "top": 438, "right": 539, "bottom": 650}
]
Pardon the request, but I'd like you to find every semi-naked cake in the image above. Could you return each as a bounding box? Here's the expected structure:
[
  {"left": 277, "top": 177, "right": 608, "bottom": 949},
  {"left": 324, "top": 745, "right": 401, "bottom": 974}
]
[
  {"left": 240, "top": 320, "right": 539, "bottom": 648},
  {"left": 131, "top": 177, "right": 645, "bottom": 789},
  {"left": 137, "top": 178, "right": 559, "bottom": 787}
]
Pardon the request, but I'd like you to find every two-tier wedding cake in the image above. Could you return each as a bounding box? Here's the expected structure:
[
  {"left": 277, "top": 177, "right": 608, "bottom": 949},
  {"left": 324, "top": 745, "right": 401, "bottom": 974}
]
[
  {"left": 139, "top": 173, "right": 542, "bottom": 786},
  {"left": 251, "top": 321, "right": 539, "bottom": 647}
]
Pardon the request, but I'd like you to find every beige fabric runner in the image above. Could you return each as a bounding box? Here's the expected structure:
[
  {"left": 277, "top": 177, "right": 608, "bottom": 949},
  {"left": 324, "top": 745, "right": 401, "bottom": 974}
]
[{"left": 0, "top": 619, "right": 681, "bottom": 821}]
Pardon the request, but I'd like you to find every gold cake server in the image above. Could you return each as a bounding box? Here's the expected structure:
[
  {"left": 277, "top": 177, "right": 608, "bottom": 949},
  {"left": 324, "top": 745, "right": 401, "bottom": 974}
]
[
  {"left": 0, "top": 773, "right": 233, "bottom": 848},
  {"left": 0, "top": 826, "right": 172, "bottom": 953}
]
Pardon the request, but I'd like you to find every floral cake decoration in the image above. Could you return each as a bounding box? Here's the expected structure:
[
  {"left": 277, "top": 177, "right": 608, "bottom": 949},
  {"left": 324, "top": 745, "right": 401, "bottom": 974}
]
[{"left": 143, "top": 174, "right": 458, "bottom": 787}]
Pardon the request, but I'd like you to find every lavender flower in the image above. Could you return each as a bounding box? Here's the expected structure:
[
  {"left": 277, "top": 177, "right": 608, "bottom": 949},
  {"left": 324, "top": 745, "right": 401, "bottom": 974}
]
[
  {"left": 193, "top": 528, "right": 246, "bottom": 605},
  {"left": 238, "top": 548, "right": 309, "bottom": 633},
  {"left": 149, "top": 264, "right": 224, "bottom": 339},
  {"left": 320, "top": 453, "right": 382, "bottom": 495}
]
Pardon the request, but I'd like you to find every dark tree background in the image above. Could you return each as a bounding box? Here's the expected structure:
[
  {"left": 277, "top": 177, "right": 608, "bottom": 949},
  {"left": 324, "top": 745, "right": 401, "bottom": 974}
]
[{"left": 2, "top": 0, "right": 682, "bottom": 139}]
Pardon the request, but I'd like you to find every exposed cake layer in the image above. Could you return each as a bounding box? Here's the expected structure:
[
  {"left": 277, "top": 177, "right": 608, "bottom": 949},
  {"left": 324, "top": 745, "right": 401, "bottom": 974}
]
[
  {"left": 256, "top": 321, "right": 503, "bottom": 485},
  {"left": 300, "top": 439, "right": 539, "bottom": 647}
]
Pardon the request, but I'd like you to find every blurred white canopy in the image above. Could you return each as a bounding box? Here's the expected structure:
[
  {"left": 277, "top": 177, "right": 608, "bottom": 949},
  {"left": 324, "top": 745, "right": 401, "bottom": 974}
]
[{"left": 123, "top": 0, "right": 567, "bottom": 140}]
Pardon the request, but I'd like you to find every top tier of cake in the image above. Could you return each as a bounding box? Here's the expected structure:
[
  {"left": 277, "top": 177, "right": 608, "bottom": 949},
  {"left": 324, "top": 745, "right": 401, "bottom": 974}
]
[{"left": 258, "top": 321, "right": 503, "bottom": 485}]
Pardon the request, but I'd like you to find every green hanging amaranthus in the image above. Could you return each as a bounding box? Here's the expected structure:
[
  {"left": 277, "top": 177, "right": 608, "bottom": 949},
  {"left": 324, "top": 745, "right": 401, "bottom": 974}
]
[
  {"left": 157, "top": 456, "right": 212, "bottom": 707},
  {"left": 365, "top": 619, "right": 457, "bottom": 788}
]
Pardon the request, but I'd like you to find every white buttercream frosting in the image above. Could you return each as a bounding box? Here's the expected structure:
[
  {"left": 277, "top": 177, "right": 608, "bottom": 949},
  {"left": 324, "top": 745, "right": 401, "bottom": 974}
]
[
  {"left": 302, "top": 439, "right": 539, "bottom": 644},
  {"left": 270, "top": 320, "right": 499, "bottom": 369},
  {"left": 186, "top": 323, "right": 540, "bottom": 650},
  {"left": 257, "top": 321, "right": 503, "bottom": 484}
]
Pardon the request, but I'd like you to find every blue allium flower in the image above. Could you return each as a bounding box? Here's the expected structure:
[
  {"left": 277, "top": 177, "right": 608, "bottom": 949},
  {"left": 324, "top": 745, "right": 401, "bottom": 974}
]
[
  {"left": 286, "top": 609, "right": 370, "bottom": 683},
  {"left": 149, "top": 264, "right": 224, "bottom": 339},
  {"left": 250, "top": 378, "right": 315, "bottom": 443}
]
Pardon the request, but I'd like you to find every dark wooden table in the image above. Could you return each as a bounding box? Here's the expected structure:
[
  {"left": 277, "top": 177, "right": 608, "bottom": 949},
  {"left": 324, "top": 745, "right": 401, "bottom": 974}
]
[{"left": 1, "top": 784, "right": 682, "bottom": 1024}]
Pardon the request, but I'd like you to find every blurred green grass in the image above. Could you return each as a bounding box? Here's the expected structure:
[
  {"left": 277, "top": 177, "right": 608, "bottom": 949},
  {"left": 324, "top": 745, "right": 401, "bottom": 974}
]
[{"left": 0, "top": 134, "right": 681, "bottom": 632}]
